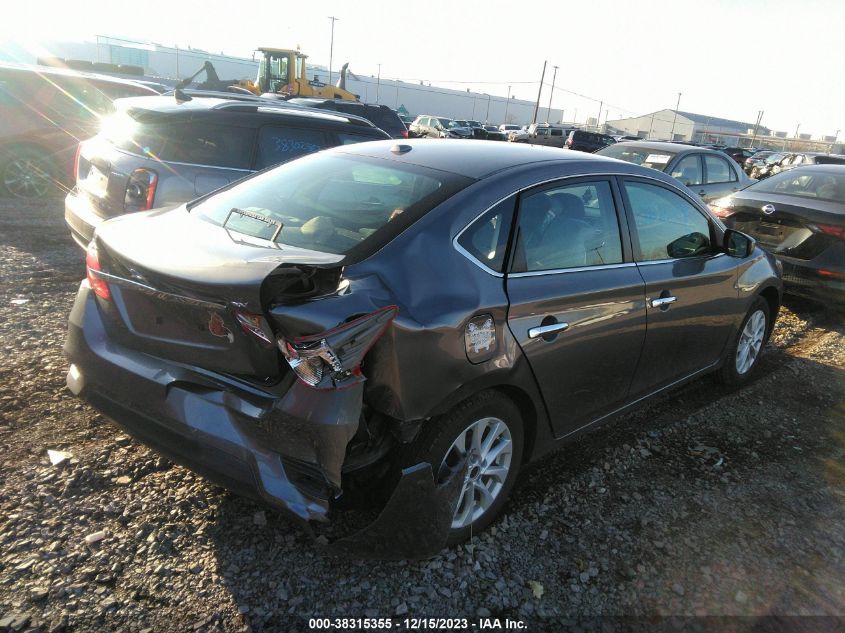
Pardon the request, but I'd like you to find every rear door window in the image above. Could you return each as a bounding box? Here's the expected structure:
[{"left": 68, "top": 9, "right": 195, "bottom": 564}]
[
  {"left": 513, "top": 180, "right": 623, "bottom": 272},
  {"left": 457, "top": 198, "right": 515, "bottom": 273},
  {"left": 255, "top": 126, "right": 330, "bottom": 169}
]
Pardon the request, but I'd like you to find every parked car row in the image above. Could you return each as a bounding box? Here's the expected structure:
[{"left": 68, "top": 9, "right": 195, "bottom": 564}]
[
  {"left": 746, "top": 150, "right": 845, "bottom": 180},
  {"left": 407, "top": 115, "right": 509, "bottom": 141}
]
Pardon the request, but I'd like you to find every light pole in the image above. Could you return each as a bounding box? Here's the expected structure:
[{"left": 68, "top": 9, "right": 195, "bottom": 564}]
[
  {"left": 596, "top": 101, "right": 602, "bottom": 131},
  {"left": 327, "top": 16, "right": 339, "bottom": 85},
  {"left": 485, "top": 93, "right": 491, "bottom": 123},
  {"left": 504, "top": 85, "right": 511, "bottom": 123},
  {"left": 831, "top": 130, "right": 840, "bottom": 154},
  {"left": 532, "top": 61, "right": 547, "bottom": 124},
  {"left": 669, "top": 92, "right": 682, "bottom": 140},
  {"left": 376, "top": 63, "right": 381, "bottom": 104},
  {"left": 546, "top": 65, "right": 558, "bottom": 123}
]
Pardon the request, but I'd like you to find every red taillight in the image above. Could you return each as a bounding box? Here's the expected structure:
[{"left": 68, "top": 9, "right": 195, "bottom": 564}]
[
  {"left": 85, "top": 241, "right": 111, "bottom": 300},
  {"left": 72, "top": 144, "right": 82, "bottom": 182},
  {"left": 812, "top": 223, "right": 845, "bottom": 240},
  {"left": 818, "top": 269, "right": 845, "bottom": 279},
  {"left": 124, "top": 168, "right": 158, "bottom": 211},
  {"left": 710, "top": 205, "right": 735, "bottom": 219},
  {"left": 400, "top": 129, "right": 409, "bottom": 138}
]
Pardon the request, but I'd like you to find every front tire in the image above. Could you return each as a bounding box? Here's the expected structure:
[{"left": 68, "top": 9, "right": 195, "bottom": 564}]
[
  {"left": 408, "top": 391, "right": 523, "bottom": 545},
  {"left": 718, "top": 297, "right": 771, "bottom": 385}
]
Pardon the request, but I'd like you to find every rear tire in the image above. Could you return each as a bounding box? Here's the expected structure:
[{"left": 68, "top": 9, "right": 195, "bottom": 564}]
[
  {"left": 717, "top": 297, "right": 771, "bottom": 385},
  {"left": 407, "top": 390, "right": 523, "bottom": 546},
  {"left": 0, "top": 146, "right": 59, "bottom": 198}
]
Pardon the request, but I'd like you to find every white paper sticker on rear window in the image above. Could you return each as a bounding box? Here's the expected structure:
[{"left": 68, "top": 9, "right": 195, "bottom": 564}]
[{"left": 645, "top": 154, "right": 672, "bottom": 164}]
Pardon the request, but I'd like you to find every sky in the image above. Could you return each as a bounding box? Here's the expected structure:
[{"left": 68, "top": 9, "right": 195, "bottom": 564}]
[{"left": 2, "top": 0, "right": 841, "bottom": 137}]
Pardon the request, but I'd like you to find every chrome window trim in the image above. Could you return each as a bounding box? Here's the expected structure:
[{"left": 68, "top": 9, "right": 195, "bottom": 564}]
[
  {"left": 451, "top": 171, "right": 709, "bottom": 278},
  {"left": 637, "top": 253, "right": 726, "bottom": 266},
  {"left": 509, "top": 262, "right": 637, "bottom": 278}
]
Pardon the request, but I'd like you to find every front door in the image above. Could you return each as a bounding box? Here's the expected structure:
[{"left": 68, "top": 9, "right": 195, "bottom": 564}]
[
  {"left": 698, "top": 153, "right": 742, "bottom": 203},
  {"left": 619, "top": 178, "right": 741, "bottom": 396},
  {"left": 506, "top": 178, "right": 646, "bottom": 437}
]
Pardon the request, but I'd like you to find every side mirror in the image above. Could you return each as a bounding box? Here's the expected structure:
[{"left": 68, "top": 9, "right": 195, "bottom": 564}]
[{"left": 724, "top": 229, "right": 755, "bottom": 258}]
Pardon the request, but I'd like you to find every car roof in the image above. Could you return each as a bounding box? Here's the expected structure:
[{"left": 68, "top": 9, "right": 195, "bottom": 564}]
[
  {"left": 113, "top": 93, "right": 379, "bottom": 128},
  {"left": 327, "top": 138, "right": 666, "bottom": 180},
  {"left": 0, "top": 61, "right": 157, "bottom": 93}
]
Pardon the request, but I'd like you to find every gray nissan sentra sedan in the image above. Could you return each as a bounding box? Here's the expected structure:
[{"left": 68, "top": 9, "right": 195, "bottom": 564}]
[{"left": 65, "top": 139, "right": 782, "bottom": 557}]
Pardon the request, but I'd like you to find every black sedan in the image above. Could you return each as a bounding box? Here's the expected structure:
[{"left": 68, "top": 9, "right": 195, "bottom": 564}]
[
  {"left": 65, "top": 140, "right": 781, "bottom": 557},
  {"left": 711, "top": 165, "right": 845, "bottom": 306},
  {"left": 596, "top": 141, "right": 755, "bottom": 204}
]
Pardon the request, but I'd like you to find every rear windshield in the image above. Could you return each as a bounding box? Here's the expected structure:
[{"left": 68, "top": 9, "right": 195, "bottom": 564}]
[
  {"left": 596, "top": 145, "right": 676, "bottom": 170},
  {"left": 334, "top": 103, "right": 404, "bottom": 135},
  {"left": 190, "top": 152, "right": 473, "bottom": 257},
  {"left": 102, "top": 112, "right": 254, "bottom": 169},
  {"left": 750, "top": 170, "right": 845, "bottom": 203}
]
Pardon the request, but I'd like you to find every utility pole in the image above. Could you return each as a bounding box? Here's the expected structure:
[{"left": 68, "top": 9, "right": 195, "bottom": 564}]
[
  {"left": 749, "top": 110, "right": 763, "bottom": 148},
  {"left": 327, "top": 16, "right": 339, "bottom": 85},
  {"left": 532, "top": 61, "right": 547, "bottom": 124},
  {"left": 504, "top": 85, "right": 511, "bottom": 123},
  {"left": 485, "top": 93, "right": 491, "bottom": 123},
  {"left": 596, "top": 101, "right": 603, "bottom": 131},
  {"left": 546, "top": 65, "right": 558, "bottom": 123},
  {"left": 831, "top": 130, "right": 840, "bottom": 154},
  {"left": 648, "top": 113, "right": 655, "bottom": 139},
  {"left": 376, "top": 63, "right": 381, "bottom": 103},
  {"left": 670, "top": 92, "right": 682, "bottom": 140}
]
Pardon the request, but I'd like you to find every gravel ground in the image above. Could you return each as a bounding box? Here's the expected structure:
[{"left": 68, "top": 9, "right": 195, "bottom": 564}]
[{"left": 0, "top": 196, "right": 844, "bottom": 632}]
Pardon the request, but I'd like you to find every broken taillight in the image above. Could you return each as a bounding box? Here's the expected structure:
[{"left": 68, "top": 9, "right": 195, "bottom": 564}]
[
  {"left": 85, "top": 241, "right": 111, "bottom": 300},
  {"left": 811, "top": 223, "right": 845, "bottom": 240},
  {"left": 124, "top": 168, "right": 158, "bottom": 212},
  {"left": 278, "top": 305, "right": 398, "bottom": 389}
]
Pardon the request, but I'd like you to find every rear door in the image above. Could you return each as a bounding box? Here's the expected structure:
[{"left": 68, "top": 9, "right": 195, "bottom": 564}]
[
  {"left": 619, "top": 178, "right": 740, "bottom": 396},
  {"left": 505, "top": 177, "right": 646, "bottom": 437}
]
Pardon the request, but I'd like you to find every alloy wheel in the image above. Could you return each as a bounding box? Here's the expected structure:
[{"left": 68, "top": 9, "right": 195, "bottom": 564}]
[
  {"left": 3, "top": 157, "right": 51, "bottom": 198},
  {"left": 736, "top": 309, "right": 766, "bottom": 375},
  {"left": 438, "top": 416, "right": 513, "bottom": 529}
]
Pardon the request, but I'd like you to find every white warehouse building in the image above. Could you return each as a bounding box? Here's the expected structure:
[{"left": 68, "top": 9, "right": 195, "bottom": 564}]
[{"left": 605, "top": 109, "right": 770, "bottom": 145}]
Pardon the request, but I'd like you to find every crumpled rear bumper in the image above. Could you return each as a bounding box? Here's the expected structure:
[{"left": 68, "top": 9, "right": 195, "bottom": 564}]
[{"left": 65, "top": 282, "right": 459, "bottom": 557}]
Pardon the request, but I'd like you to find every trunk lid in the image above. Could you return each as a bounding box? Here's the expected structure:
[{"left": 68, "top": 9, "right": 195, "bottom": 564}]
[
  {"left": 94, "top": 206, "right": 343, "bottom": 378},
  {"left": 727, "top": 191, "right": 845, "bottom": 260}
]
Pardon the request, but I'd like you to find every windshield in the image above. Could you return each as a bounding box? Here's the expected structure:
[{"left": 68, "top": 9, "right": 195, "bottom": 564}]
[
  {"left": 596, "top": 145, "right": 676, "bottom": 171},
  {"left": 765, "top": 153, "right": 785, "bottom": 164},
  {"left": 748, "top": 169, "right": 845, "bottom": 203},
  {"left": 191, "top": 153, "right": 472, "bottom": 255},
  {"left": 453, "top": 120, "right": 469, "bottom": 127}
]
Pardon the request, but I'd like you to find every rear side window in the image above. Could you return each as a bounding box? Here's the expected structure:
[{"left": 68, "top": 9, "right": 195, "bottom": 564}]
[
  {"left": 338, "top": 132, "right": 381, "bottom": 145},
  {"left": 815, "top": 155, "right": 845, "bottom": 165},
  {"left": 192, "top": 153, "right": 472, "bottom": 257},
  {"left": 255, "top": 126, "right": 330, "bottom": 169},
  {"left": 624, "top": 181, "right": 713, "bottom": 261},
  {"left": 106, "top": 117, "right": 254, "bottom": 169},
  {"left": 457, "top": 199, "right": 514, "bottom": 273}
]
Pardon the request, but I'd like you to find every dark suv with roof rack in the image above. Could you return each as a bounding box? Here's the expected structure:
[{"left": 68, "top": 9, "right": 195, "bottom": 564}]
[{"left": 65, "top": 93, "right": 390, "bottom": 248}]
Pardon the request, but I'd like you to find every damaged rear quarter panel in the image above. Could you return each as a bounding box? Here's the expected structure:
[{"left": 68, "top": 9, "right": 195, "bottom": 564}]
[{"left": 267, "top": 168, "right": 562, "bottom": 460}]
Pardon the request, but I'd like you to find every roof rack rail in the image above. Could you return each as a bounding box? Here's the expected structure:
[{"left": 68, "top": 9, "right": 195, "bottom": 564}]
[{"left": 209, "top": 100, "right": 375, "bottom": 127}]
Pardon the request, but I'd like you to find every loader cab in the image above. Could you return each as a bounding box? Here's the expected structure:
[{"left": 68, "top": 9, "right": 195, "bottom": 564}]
[{"left": 256, "top": 48, "right": 304, "bottom": 94}]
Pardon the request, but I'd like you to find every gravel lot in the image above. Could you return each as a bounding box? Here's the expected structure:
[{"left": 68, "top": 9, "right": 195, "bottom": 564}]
[{"left": 1, "top": 196, "right": 844, "bottom": 632}]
